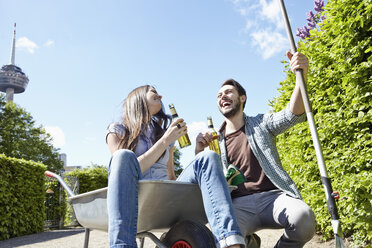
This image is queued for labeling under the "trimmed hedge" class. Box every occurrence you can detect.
[0,154,46,240]
[65,165,108,194]
[271,0,371,246]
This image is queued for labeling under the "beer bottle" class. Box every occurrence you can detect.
[207,116,221,155]
[169,104,191,148]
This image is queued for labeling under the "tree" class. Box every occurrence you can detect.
[271,0,371,245]
[173,146,183,177]
[0,95,63,172]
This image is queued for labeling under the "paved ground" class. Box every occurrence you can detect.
[0,227,343,248]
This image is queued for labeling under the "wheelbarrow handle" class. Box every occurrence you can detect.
[45,171,56,178]
[45,170,75,197]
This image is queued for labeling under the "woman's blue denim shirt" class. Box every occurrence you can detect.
[106,122,173,180]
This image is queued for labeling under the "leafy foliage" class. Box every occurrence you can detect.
[0,95,63,172]
[173,146,183,177]
[65,164,108,193]
[0,155,46,240]
[271,0,371,245]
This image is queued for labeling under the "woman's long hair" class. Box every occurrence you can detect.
[118,85,171,152]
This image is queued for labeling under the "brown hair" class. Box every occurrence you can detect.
[221,79,247,109]
[119,85,171,152]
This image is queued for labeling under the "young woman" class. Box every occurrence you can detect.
[106,85,245,248]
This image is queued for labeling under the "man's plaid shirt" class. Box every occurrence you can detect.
[219,106,307,199]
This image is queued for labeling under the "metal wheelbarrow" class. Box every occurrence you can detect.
[45,170,228,248]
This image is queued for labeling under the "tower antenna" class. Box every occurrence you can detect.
[10,23,16,65]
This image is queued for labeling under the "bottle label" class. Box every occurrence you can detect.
[169,104,178,118]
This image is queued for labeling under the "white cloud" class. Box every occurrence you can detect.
[245,20,255,31]
[188,121,207,135]
[251,30,287,59]
[44,126,66,147]
[187,121,207,142]
[16,37,39,54]
[43,39,55,47]
[259,0,283,29]
[230,0,287,59]
[238,7,247,16]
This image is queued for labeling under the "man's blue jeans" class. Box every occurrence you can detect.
[107,149,244,248]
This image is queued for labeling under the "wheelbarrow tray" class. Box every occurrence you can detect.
[69,180,208,233]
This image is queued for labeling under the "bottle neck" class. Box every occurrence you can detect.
[169,107,178,118]
[207,119,214,128]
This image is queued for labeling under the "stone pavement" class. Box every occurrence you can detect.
[0,227,339,248]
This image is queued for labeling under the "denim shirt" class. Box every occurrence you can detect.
[106,122,173,180]
[219,106,306,199]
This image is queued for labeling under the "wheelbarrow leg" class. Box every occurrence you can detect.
[138,237,145,248]
[84,228,90,248]
[137,232,167,248]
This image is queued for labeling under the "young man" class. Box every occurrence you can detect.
[195,52,316,248]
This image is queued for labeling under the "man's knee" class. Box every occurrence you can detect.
[197,150,219,160]
[194,150,222,173]
[291,204,316,242]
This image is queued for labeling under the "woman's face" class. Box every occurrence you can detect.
[146,87,163,116]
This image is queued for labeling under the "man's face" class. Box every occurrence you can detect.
[217,85,245,118]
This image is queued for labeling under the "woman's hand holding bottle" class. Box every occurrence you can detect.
[163,118,188,146]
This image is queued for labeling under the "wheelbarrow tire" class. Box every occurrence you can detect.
[162,220,216,248]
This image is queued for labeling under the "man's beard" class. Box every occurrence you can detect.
[219,100,241,118]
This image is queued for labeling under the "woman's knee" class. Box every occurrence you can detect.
[113,149,136,159]
[109,149,140,177]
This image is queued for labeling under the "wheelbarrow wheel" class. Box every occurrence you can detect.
[162,220,216,248]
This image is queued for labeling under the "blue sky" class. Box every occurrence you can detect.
[0,0,318,168]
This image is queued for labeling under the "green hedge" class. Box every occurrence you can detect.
[65,165,108,194]
[271,0,371,246]
[0,154,46,240]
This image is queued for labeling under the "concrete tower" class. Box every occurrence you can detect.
[0,23,29,102]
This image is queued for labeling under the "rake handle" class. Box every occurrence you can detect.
[278,0,340,222]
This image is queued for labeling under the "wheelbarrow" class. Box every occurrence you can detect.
[45,171,231,248]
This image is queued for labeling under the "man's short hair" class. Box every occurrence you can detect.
[221,79,247,109]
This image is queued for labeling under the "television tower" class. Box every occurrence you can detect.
[0,23,29,102]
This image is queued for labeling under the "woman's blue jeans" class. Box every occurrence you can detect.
[107,149,244,248]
